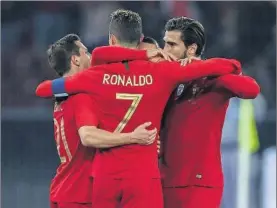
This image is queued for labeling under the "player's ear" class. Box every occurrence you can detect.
[108,33,112,46]
[109,34,118,46]
[187,43,197,57]
[71,55,80,67]
[140,34,144,43]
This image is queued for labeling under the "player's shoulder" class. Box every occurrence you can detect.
[207,77,232,100]
[154,60,179,68]
[69,93,95,104]
[52,95,95,117]
[98,62,128,73]
[66,94,99,115]
[127,60,149,68]
[102,60,153,73]
[53,95,85,111]
[85,65,106,74]
[128,60,168,69]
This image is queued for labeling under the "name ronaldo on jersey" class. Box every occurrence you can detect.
[102,74,153,86]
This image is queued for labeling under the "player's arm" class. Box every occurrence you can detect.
[91,46,148,66]
[35,57,240,98]
[160,58,242,85]
[35,68,101,98]
[73,94,157,148]
[90,46,175,66]
[79,123,156,148]
[35,46,172,98]
[214,74,260,99]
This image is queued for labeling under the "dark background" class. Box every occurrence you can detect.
[1,1,276,208]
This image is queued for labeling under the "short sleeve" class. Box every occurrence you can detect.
[71,93,100,129]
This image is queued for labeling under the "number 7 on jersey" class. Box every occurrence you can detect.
[114,93,143,133]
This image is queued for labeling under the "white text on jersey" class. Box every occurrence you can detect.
[102,74,153,87]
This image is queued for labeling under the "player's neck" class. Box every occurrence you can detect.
[63,68,77,77]
[116,42,138,49]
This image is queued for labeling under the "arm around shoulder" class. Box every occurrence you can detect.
[215,74,260,99]
[78,126,135,148]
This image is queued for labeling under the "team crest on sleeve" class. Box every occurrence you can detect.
[176,84,185,97]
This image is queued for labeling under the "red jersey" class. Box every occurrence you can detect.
[36,47,241,179]
[50,93,99,202]
[160,75,260,187]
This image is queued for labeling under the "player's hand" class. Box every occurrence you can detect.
[131,122,157,145]
[146,48,177,62]
[229,59,242,75]
[179,57,201,66]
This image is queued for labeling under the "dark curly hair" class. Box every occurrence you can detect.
[165,17,206,56]
[47,34,81,76]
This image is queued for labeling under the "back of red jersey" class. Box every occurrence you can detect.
[51,95,96,203]
[90,60,177,178]
[53,57,238,179]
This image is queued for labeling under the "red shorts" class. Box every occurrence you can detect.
[50,202,91,208]
[92,177,163,208]
[163,186,223,208]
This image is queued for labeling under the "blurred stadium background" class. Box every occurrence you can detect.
[1,1,276,208]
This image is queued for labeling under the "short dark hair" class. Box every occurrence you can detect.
[142,36,159,48]
[109,9,142,46]
[165,17,205,56]
[47,34,81,76]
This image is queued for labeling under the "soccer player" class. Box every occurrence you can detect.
[35,10,241,208]
[47,34,157,208]
[159,17,260,208]
[160,17,260,208]
[139,36,165,63]
[90,36,166,66]
[84,17,260,208]
[139,36,160,49]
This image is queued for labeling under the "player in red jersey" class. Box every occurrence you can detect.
[47,34,157,208]
[160,17,260,208]
[155,17,260,208]
[78,30,260,208]
[35,10,241,208]
[86,17,260,208]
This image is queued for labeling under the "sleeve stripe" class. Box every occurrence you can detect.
[52,78,67,97]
